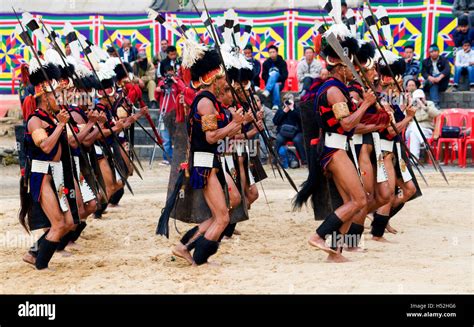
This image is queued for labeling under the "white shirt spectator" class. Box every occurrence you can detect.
[455,48,474,67]
[296,58,322,91]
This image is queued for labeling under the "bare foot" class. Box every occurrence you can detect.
[345,246,367,253]
[57,250,73,257]
[22,252,36,266]
[308,234,337,255]
[371,236,397,243]
[172,244,194,265]
[325,252,350,263]
[386,223,398,234]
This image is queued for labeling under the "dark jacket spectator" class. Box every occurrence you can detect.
[453,0,474,27]
[243,45,261,88]
[159,46,181,77]
[421,53,451,91]
[272,95,306,165]
[262,55,288,85]
[118,39,138,64]
[273,104,302,133]
[453,15,473,47]
[403,45,421,77]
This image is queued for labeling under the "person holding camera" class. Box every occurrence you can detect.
[154,65,186,165]
[133,49,158,108]
[273,94,307,167]
[405,89,441,160]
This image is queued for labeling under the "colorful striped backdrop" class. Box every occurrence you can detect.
[0,0,457,94]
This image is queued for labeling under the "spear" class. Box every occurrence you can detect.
[101,21,170,159]
[358,5,448,184]
[13,7,80,219]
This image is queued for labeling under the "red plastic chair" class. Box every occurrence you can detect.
[285,59,299,92]
[436,109,468,166]
[462,116,474,167]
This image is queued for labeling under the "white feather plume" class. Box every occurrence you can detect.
[63,22,81,61]
[28,57,45,74]
[323,23,352,40]
[66,56,92,78]
[44,48,65,67]
[374,49,400,65]
[22,12,49,47]
[97,62,116,81]
[182,38,208,69]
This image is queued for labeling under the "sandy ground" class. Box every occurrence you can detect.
[0,161,473,294]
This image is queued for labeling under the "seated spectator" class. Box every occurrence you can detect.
[243,44,262,91]
[403,44,421,82]
[106,47,118,58]
[273,94,306,166]
[252,94,276,164]
[452,0,474,28]
[405,89,441,160]
[262,45,288,110]
[154,65,186,165]
[118,39,138,64]
[297,47,322,96]
[133,49,158,108]
[319,68,329,81]
[159,45,181,78]
[404,76,421,93]
[453,16,474,48]
[159,39,169,61]
[421,44,451,108]
[454,39,474,89]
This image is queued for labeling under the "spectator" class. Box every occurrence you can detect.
[159,45,181,78]
[403,44,421,81]
[320,68,329,81]
[452,16,473,48]
[106,47,118,58]
[452,0,474,27]
[154,65,186,165]
[243,44,262,90]
[133,49,158,108]
[454,39,474,89]
[404,76,421,93]
[297,47,322,96]
[421,44,451,108]
[118,39,138,64]
[252,94,276,164]
[65,43,71,56]
[159,39,169,61]
[273,94,307,167]
[262,45,288,110]
[405,89,440,160]
[341,1,348,25]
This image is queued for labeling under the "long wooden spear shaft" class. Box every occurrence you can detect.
[358,7,448,184]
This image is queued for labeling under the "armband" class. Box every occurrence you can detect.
[201,114,218,132]
[332,102,350,120]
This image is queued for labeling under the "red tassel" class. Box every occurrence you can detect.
[20,63,30,86]
[22,95,36,122]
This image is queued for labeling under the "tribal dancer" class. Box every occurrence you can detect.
[343,41,392,250]
[294,23,376,262]
[169,41,245,265]
[218,40,267,239]
[19,56,79,269]
[370,50,419,241]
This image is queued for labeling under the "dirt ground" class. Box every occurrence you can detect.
[0,162,472,294]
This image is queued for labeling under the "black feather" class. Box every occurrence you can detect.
[190,49,222,82]
[322,37,359,60]
[156,169,185,238]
